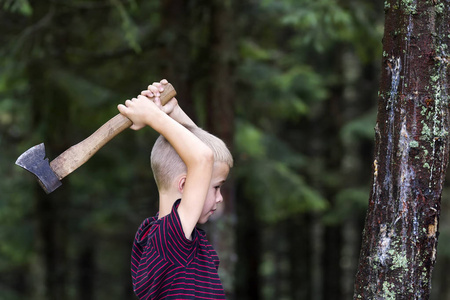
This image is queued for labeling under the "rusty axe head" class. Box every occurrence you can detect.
[15,143,62,194]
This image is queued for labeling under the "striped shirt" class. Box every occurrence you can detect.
[131,199,226,299]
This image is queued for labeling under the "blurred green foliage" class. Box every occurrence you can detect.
[1,0,450,299]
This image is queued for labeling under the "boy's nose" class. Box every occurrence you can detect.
[216,193,223,203]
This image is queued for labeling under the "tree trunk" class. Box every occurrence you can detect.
[159,0,196,121]
[205,0,237,297]
[354,0,450,299]
[235,185,261,300]
[28,58,71,300]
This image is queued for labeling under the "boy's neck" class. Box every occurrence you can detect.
[158,191,181,219]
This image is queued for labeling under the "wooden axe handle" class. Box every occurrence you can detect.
[50,83,176,180]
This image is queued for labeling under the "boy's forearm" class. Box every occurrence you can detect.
[169,105,197,128]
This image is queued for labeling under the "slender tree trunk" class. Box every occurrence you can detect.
[354,0,450,298]
[77,244,95,300]
[28,58,71,300]
[311,214,325,300]
[205,0,237,297]
[25,2,77,299]
[430,256,450,299]
[235,185,261,300]
[287,216,312,300]
[159,0,196,120]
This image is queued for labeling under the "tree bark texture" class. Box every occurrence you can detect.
[354,0,450,299]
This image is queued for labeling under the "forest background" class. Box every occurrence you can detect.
[1,0,450,299]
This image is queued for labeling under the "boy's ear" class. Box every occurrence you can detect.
[177,176,186,193]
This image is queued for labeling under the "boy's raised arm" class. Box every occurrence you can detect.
[118,94,213,240]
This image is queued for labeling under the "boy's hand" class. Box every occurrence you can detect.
[142,79,197,128]
[118,95,164,131]
[141,79,178,116]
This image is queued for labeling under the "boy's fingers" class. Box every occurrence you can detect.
[160,79,168,85]
[148,83,159,90]
[147,85,160,96]
[151,81,164,92]
[141,90,153,97]
[117,103,128,114]
[154,96,161,106]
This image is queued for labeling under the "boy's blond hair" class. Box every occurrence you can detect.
[151,125,233,192]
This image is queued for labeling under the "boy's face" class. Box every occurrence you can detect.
[198,162,230,224]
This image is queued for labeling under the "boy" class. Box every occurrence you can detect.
[118,80,233,299]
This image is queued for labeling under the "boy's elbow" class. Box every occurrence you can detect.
[200,147,214,165]
[193,146,214,169]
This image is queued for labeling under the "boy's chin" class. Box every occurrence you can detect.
[198,218,208,225]
[198,215,211,224]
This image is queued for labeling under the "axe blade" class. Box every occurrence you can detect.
[15,143,62,194]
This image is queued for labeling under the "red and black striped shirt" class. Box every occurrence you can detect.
[131,199,226,299]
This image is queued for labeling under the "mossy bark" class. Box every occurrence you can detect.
[354,0,450,299]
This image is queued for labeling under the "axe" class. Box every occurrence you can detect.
[16,84,176,194]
